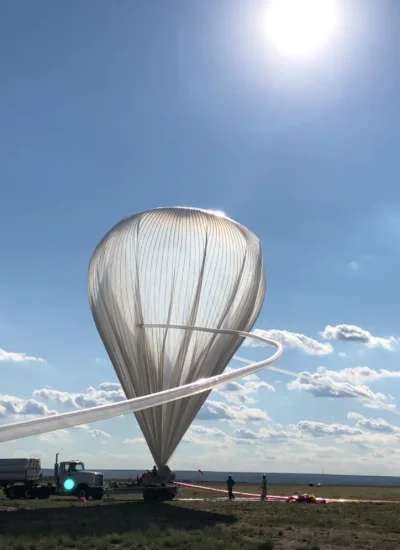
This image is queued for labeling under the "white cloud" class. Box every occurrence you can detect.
[197,400,269,423]
[288,417,400,452]
[287,369,393,409]
[245,329,333,355]
[321,324,398,351]
[0,395,57,419]
[33,383,125,409]
[187,425,227,438]
[39,430,72,444]
[349,261,360,272]
[98,382,121,391]
[234,427,293,442]
[0,348,45,363]
[182,425,230,448]
[89,429,111,439]
[216,369,275,405]
[316,365,400,384]
[347,412,399,435]
[294,420,363,438]
[342,432,399,449]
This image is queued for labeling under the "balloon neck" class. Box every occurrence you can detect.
[157,465,176,483]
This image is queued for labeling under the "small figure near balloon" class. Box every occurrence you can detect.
[227,475,235,500]
[261,475,268,500]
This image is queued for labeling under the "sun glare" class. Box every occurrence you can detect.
[264,0,338,57]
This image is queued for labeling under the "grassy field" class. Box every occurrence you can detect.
[1,483,400,549]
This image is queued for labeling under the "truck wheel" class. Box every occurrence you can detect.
[37,487,50,500]
[157,489,171,502]
[76,485,89,499]
[6,487,16,499]
[143,489,158,501]
[24,487,35,500]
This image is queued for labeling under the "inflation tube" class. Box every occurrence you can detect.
[0,325,283,443]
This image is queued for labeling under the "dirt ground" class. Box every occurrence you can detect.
[0,483,399,549]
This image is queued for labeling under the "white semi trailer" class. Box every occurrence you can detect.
[0,453,104,500]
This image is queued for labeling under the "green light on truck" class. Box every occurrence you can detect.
[64,478,75,491]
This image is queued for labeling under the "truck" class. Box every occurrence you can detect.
[108,465,179,502]
[0,453,104,500]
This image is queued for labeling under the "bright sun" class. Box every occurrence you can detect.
[264,0,338,57]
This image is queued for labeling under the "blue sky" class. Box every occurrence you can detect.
[1,0,400,475]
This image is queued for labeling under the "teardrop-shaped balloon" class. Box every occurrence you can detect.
[88,207,266,468]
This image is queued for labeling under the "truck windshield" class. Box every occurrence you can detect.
[71,463,84,472]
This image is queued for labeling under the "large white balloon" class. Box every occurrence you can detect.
[88,207,266,468]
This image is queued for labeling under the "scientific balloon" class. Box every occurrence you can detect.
[0,207,283,447]
[87,207,267,468]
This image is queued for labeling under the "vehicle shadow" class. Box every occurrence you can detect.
[0,500,237,540]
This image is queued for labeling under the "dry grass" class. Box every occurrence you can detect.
[0,484,399,549]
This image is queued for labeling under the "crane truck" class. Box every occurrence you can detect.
[0,454,104,500]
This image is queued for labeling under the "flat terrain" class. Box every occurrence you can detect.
[1,483,400,549]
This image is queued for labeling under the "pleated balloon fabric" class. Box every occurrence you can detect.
[88,207,266,468]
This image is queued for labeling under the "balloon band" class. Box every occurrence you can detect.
[0,327,282,443]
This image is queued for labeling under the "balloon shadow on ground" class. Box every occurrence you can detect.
[0,500,237,540]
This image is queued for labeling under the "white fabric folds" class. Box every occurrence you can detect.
[87,208,267,468]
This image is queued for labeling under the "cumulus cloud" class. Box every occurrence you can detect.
[33,383,126,409]
[294,420,363,438]
[182,425,229,447]
[0,395,57,419]
[197,400,269,423]
[316,366,400,385]
[287,369,391,407]
[0,348,45,363]
[98,382,121,391]
[39,430,72,444]
[321,324,398,351]
[347,412,399,435]
[244,329,333,355]
[341,432,398,449]
[290,417,400,451]
[235,427,293,442]
[187,425,227,438]
[89,429,111,439]
[216,369,275,405]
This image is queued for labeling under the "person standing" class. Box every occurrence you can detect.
[261,474,268,500]
[227,475,235,500]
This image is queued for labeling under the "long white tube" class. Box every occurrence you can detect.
[0,326,282,443]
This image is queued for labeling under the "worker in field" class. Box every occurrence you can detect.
[227,474,235,500]
[261,474,268,500]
